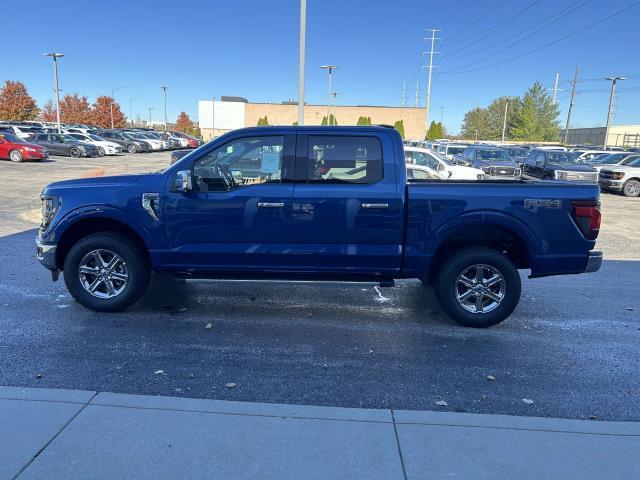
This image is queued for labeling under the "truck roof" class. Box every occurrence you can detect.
[225,125,398,134]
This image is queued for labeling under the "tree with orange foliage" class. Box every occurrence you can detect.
[60,94,92,124]
[91,96,125,128]
[0,80,40,121]
[40,100,57,122]
[175,112,195,135]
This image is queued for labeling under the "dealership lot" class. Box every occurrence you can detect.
[0,153,638,421]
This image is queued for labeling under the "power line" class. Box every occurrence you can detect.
[440,1,640,75]
[445,0,510,43]
[443,0,588,70]
[442,0,543,58]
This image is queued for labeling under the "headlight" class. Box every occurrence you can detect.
[482,167,491,173]
[40,195,60,231]
[611,172,625,180]
[25,147,38,152]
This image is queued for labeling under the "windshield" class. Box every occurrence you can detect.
[476,149,509,161]
[594,153,625,164]
[0,133,26,143]
[506,148,527,157]
[620,155,640,165]
[447,146,465,155]
[88,134,103,141]
[546,151,578,163]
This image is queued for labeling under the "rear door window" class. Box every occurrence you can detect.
[306,136,383,184]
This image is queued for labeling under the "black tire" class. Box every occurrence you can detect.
[9,149,23,162]
[127,144,138,154]
[63,232,150,312]
[97,147,106,156]
[434,247,521,328]
[70,147,82,158]
[622,179,640,197]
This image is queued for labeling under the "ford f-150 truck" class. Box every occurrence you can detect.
[36,126,602,327]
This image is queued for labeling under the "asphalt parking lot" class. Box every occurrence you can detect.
[0,153,638,421]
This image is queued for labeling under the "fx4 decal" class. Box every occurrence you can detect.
[524,199,562,210]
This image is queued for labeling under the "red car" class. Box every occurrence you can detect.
[0,132,48,162]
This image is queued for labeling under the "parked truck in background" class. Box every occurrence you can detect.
[36,126,602,327]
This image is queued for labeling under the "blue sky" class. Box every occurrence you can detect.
[3,0,639,133]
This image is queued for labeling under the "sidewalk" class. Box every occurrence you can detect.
[1,386,638,479]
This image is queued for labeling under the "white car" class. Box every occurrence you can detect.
[436,143,467,160]
[0,124,42,140]
[66,133,123,156]
[127,132,163,150]
[406,163,446,180]
[404,146,485,180]
[584,152,640,172]
[572,150,610,162]
[599,156,640,197]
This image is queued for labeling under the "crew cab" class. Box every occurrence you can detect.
[36,126,602,328]
[522,149,599,182]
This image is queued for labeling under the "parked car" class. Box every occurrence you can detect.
[158,132,182,149]
[406,163,446,180]
[29,133,100,158]
[522,149,598,182]
[66,133,123,156]
[459,145,522,180]
[36,126,602,328]
[0,124,42,140]
[170,131,203,148]
[404,146,485,180]
[501,146,529,164]
[599,156,640,197]
[0,132,48,162]
[96,131,151,153]
[572,150,611,162]
[436,143,467,161]
[585,152,640,171]
[126,131,164,150]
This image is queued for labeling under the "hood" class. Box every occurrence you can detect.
[44,174,147,192]
[601,165,640,173]
[474,159,517,167]
[547,163,597,172]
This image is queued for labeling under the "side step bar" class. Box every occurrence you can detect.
[181,277,396,288]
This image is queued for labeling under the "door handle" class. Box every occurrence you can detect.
[361,203,389,209]
[257,202,285,208]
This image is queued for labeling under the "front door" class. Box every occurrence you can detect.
[290,132,403,275]
[162,134,296,271]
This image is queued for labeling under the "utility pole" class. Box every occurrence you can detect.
[604,76,627,149]
[423,28,441,132]
[211,96,216,140]
[330,92,341,125]
[401,80,407,107]
[501,99,510,142]
[552,72,560,105]
[44,53,64,133]
[563,67,579,145]
[148,107,154,127]
[320,65,337,124]
[414,80,419,107]
[129,95,141,126]
[297,0,306,125]
[158,84,170,131]
[440,106,444,124]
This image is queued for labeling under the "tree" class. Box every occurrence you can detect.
[91,96,125,128]
[0,81,39,121]
[40,100,57,122]
[509,82,560,141]
[60,94,92,124]
[256,116,270,126]
[393,120,405,139]
[321,114,337,126]
[175,111,195,133]
[460,107,489,140]
[426,120,444,140]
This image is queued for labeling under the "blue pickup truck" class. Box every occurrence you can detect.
[36,126,602,327]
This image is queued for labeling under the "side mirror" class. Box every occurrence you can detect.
[174,170,193,192]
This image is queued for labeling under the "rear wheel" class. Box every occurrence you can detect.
[9,149,23,162]
[434,247,521,328]
[70,147,82,158]
[127,144,138,153]
[622,179,640,197]
[63,232,150,312]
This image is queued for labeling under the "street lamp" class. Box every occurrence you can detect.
[330,92,342,125]
[320,65,337,124]
[603,76,627,149]
[298,0,306,125]
[158,84,170,131]
[111,86,128,129]
[148,107,155,128]
[44,53,64,133]
[129,95,142,126]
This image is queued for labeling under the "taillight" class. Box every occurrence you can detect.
[571,200,601,240]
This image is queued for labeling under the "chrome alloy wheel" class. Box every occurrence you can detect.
[455,264,505,314]
[78,249,129,299]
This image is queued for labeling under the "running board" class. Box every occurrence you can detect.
[181,277,395,288]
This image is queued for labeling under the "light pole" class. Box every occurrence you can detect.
[603,76,626,150]
[158,84,170,131]
[298,0,306,125]
[440,106,444,124]
[148,107,155,128]
[129,95,141,126]
[44,53,64,133]
[330,92,342,125]
[111,86,127,129]
[501,97,515,143]
[211,96,216,140]
[320,65,337,124]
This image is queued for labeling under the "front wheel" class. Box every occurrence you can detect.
[63,232,150,312]
[434,247,521,328]
[9,149,23,162]
[127,144,138,153]
[97,147,106,156]
[70,147,82,158]
[622,179,640,197]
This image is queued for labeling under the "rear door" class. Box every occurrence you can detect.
[290,132,403,275]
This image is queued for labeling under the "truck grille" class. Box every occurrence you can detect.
[599,170,616,180]
[489,166,517,176]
